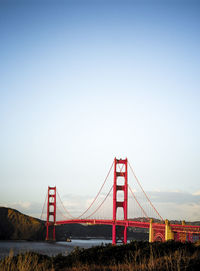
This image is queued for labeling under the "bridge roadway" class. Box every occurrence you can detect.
[55,219,200,235]
[55,219,161,230]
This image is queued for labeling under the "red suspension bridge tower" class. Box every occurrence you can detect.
[112,158,128,244]
[46,186,56,241]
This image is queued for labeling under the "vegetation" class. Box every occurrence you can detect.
[0,250,54,271]
[1,241,200,271]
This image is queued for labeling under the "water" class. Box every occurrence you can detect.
[0,239,112,259]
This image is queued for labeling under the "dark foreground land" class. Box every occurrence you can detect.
[1,241,200,271]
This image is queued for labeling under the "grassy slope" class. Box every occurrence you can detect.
[1,241,200,271]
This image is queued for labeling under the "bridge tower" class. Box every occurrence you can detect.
[46,186,56,241]
[112,158,128,244]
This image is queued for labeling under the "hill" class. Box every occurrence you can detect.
[56,223,149,241]
[0,207,46,240]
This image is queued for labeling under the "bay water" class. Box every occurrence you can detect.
[0,239,112,259]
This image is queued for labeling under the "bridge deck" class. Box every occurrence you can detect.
[55,219,152,229]
[54,219,200,234]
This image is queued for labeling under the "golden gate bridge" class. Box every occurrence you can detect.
[41,158,200,244]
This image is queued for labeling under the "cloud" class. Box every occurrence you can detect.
[58,194,97,218]
[5,201,31,211]
[59,191,200,221]
[3,201,43,219]
[3,190,200,222]
[156,201,200,221]
[192,190,200,196]
[147,191,200,204]
[144,191,200,221]
[13,201,31,210]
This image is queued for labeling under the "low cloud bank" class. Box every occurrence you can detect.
[3,190,200,222]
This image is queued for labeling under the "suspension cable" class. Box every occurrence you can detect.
[57,190,75,219]
[128,185,149,221]
[56,205,72,220]
[83,161,124,218]
[76,160,114,219]
[85,185,113,219]
[40,191,47,220]
[128,162,164,221]
[84,162,125,219]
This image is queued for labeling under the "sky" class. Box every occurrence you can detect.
[0,0,200,221]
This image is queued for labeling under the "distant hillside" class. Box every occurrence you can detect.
[56,223,149,241]
[3,207,198,241]
[0,207,149,241]
[0,207,46,240]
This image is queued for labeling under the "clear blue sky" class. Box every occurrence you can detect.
[0,0,200,221]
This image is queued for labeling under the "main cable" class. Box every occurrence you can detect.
[85,185,113,219]
[83,161,125,219]
[128,162,164,221]
[128,184,149,221]
[40,191,47,220]
[57,190,75,219]
[77,161,114,218]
